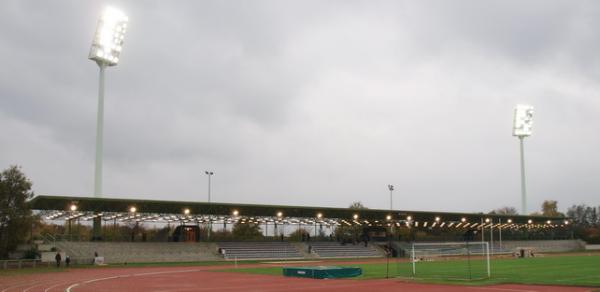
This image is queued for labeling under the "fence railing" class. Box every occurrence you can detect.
[0,259,52,269]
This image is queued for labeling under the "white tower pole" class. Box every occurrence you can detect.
[519,136,527,214]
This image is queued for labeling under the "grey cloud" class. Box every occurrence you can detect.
[1,0,599,213]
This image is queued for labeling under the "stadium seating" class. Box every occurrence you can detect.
[217,242,303,260]
[308,242,383,258]
[54,241,220,264]
[394,239,583,257]
[500,240,584,252]
[52,239,580,264]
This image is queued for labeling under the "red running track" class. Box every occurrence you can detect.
[0,265,595,292]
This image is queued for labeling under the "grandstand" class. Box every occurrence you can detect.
[26,195,577,265]
[499,239,585,253]
[217,241,303,260]
[54,241,220,264]
[309,241,383,258]
[38,241,386,263]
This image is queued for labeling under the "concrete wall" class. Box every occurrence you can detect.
[54,242,221,264]
[585,244,600,250]
[499,239,585,252]
[41,252,66,263]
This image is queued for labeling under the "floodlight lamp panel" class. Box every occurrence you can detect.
[512,104,534,137]
[89,6,128,66]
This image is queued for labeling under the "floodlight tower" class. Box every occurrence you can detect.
[512,105,534,215]
[88,7,128,197]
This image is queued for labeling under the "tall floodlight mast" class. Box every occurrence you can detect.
[387,184,394,210]
[88,7,128,197]
[512,105,534,215]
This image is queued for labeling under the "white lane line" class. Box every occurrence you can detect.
[44,281,70,292]
[65,275,127,292]
[24,282,48,292]
[1,281,37,292]
[133,269,203,276]
[84,275,128,284]
[63,269,205,291]
[64,283,80,292]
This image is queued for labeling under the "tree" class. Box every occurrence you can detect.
[288,228,309,241]
[489,206,518,215]
[567,204,598,225]
[0,166,36,258]
[541,200,564,217]
[232,223,262,240]
[333,202,368,243]
[349,201,367,209]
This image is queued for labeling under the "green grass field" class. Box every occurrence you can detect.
[223,254,600,287]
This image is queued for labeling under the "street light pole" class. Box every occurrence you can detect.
[388,184,394,210]
[205,171,214,202]
[386,184,394,279]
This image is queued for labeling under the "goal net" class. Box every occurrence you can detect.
[408,242,491,280]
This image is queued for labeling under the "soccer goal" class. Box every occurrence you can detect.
[409,242,491,280]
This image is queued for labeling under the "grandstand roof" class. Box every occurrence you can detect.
[30,195,568,228]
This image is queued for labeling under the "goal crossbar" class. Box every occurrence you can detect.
[410,241,491,279]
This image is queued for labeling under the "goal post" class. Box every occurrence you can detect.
[409,241,491,280]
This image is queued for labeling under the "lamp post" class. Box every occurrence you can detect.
[205,171,214,202]
[386,184,394,279]
[387,184,394,210]
[204,170,214,240]
[89,7,128,197]
[512,105,534,214]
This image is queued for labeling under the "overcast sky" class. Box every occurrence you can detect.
[1,1,599,214]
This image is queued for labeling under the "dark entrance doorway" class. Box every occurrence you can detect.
[172,225,201,242]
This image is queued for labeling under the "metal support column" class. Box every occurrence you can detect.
[94,63,106,197]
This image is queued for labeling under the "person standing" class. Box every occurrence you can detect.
[65,255,71,267]
[55,252,62,268]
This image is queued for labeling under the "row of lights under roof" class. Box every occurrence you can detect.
[67,204,569,225]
